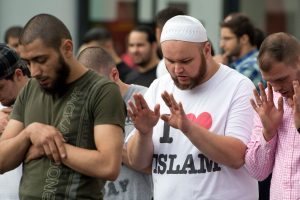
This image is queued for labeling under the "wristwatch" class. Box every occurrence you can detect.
[297,127,300,134]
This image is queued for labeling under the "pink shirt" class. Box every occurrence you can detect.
[245,91,300,200]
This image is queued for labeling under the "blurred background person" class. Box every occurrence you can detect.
[79,27,133,81]
[125,25,160,87]
[4,26,23,55]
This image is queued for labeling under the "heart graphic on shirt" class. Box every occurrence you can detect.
[186,112,212,130]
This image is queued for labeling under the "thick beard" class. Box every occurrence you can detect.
[171,53,208,90]
[41,54,70,95]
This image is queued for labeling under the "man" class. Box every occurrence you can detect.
[0,44,29,200]
[124,25,160,87]
[155,7,185,78]
[79,27,133,81]
[245,32,300,200]
[4,26,23,55]
[216,14,265,91]
[77,47,153,200]
[126,15,258,199]
[0,14,126,199]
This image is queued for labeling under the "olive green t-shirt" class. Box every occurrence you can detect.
[10,69,126,200]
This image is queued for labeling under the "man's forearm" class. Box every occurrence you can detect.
[184,122,247,169]
[0,130,31,173]
[61,143,122,181]
[127,130,154,170]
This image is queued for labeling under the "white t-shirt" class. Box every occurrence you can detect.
[0,104,22,200]
[129,64,258,200]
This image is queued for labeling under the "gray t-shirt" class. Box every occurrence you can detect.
[102,84,153,200]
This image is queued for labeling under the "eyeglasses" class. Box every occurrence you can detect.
[220,36,236,42]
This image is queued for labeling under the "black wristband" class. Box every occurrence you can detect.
[297,128,300,134]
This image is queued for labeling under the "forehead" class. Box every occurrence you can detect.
[19,39,55,60]
[260,62,294,81]
[128,31,148,43]
[221,27,234,36]
[162,40,200,60]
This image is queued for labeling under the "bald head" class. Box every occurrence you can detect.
[77,47,116,77]
[258,32,300,72]
[19,14,72,52]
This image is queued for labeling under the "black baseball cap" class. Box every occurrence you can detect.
[0,43,27,79]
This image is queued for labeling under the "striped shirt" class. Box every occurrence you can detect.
[245,91,300,200]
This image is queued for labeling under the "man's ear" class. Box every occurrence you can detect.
[14,69,23,82]
[109,68,119,83]
[61,39,74,58]
[203,42,212,59]
[240,34,249,45]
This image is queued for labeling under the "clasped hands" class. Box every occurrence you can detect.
[24,122,66,165]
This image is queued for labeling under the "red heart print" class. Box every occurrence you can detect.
[186,112,212,130]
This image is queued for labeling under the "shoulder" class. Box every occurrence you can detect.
[219,64,255,92]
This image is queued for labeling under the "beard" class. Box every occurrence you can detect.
[40,54,70,95]
[171,53,208,90]
[133,53,152,68]
[227,43,241,58]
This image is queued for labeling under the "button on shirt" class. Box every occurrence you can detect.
[245,91,300,200]
[230,49,266,91]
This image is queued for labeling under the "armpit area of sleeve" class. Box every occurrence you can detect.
[10,113,23,123]
[259,132,278,152]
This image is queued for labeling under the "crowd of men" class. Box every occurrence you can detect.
[0,6,299,200]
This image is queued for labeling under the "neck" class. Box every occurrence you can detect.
[116,80,130,97]
[66,57,88,84]
[238,44,256,59]
[200,56,221,84]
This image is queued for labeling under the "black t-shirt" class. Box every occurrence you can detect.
[124,65,157,87]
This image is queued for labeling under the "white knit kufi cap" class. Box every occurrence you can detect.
[160,15,207,43]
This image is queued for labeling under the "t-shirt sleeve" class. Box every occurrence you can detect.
[10,81,28,123]
[92,82,127,131]
[225,78,255,145]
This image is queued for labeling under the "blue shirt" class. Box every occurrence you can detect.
[230,49,266,91]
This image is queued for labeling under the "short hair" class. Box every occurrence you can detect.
[220,14,256,46]
[19,14,72,52]
[156,7,185,30]
[4,26,23,43]
[77,47,116,77]
[258,32,300,72]
[82,27,112,46]
[131,25,156,44]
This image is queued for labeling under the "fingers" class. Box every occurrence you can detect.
[161,91,171,107]
[132,93,149,111]
[253,88,262,106]
[54,133,66,158]
[259,83,267,102]
[132,93,143,111]
[250,98,259,111]
[1,107,13,114]
[267,82,274,103]
[162,91,179,110]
